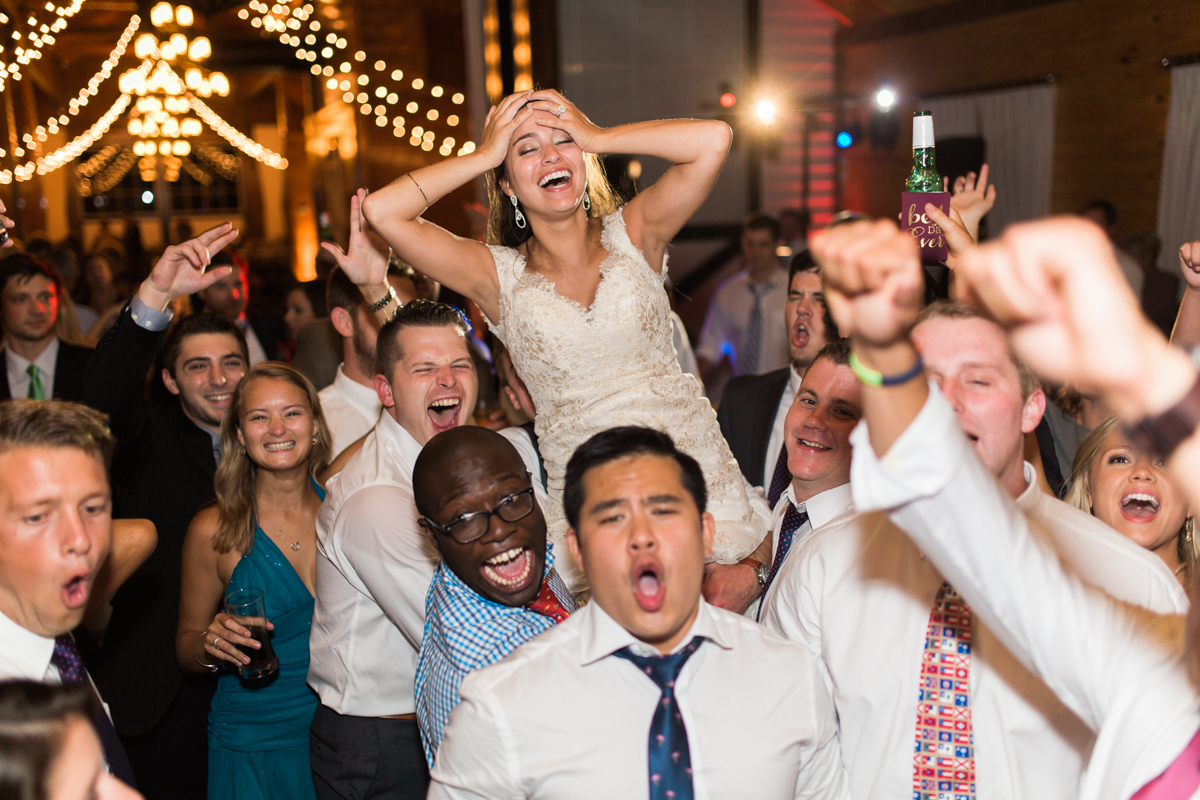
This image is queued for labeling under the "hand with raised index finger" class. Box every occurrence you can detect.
[478,90,536,170]
[138,222,240,311]
[321,188,389,289]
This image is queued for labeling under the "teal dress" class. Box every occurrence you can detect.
[207,483,323,800]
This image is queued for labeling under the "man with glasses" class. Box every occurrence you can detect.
[307,301,479,800]
[412,425,575,766]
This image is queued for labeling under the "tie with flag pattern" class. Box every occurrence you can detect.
[26,364,45,400]
[756,503,808,621]
[51,634,137,787]
[525,570,575,624]
[614,637,705,800]
[914,582,975,800]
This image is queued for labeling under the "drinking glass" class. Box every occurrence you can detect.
[223,588,279,679]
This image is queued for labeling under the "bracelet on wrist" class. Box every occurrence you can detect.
[1124,364,1200,460]
[849,351,924,387]
[366,285,398,314]
[192,631,220,673]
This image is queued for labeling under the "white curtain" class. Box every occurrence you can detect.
[1156,64,1200,274]
[923,83,1058,236]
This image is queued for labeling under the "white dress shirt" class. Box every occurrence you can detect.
[763,366,803,486]
[0,609,58,682]
[6,337,58,399]
[430,598,849,800]
[696,267,790,376]
[237,317,268,366]
[847,387,1198,800]
[498,425,586,597]
[754,481,854,620]
[764,392,1187,800]
[317,364,384,460]
[307,410,439,717]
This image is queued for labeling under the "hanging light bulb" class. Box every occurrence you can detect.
[197,79,211,97]
[187,36,210,61]
[208,72,228,96]
[150,2,173,27]
[161,116,180,138]
[127,118,143,136]
[169,33,186,54]
[180,118,202,136]
[159,40,175,60]
[174,5,193,25]
[158,141,172,155]
[172,139,190,156]
[184,67,201,89]
[134,34,157,59]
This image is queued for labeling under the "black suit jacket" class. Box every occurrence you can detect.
[0,339,93,402]
[82,305,219,736]
[717,367,792,488]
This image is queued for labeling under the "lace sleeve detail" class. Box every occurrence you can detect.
[602,207,668,282]
[484,244,521,341]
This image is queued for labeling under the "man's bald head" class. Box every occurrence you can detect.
[414,426,526,519]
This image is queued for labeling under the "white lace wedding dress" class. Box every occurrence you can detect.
[485,208,770,570]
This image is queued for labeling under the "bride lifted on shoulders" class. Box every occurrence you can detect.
[355,88,770,592]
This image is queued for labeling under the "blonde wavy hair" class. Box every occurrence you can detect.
[1065,416,1197,587]
[212,363,332,555]
[484,95,621,248]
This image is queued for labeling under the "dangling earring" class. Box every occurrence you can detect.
[1187,516,1195,542]
[311,434,318,445]
[511,194,527,229]
[582,188,591,213]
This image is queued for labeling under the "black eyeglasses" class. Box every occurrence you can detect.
[423,487,536,544]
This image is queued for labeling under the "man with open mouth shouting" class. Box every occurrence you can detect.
[308,300,477,800]
[412,425,575,767]
[429,426,849,800]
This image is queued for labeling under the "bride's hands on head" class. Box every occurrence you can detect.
[478,90,537,170]
[527,89,603,152]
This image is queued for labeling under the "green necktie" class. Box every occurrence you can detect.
[26,364,45,400]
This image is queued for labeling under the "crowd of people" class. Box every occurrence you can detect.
[1,86,1199,800]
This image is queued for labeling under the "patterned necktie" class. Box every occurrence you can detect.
[614,637,705,800]
[1131,726,1200,799]
[26,364,45,400]
[766,443,790,509]
[738,283,766,375]
[51,634,138,788]
[525,572,574,624]
[914,583,975,800]
[756,503,807,621]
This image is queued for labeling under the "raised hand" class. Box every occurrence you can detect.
[924,203,976,271]
[527,89,604,152]
[956,217,1190,419]
[138,222,240,311]
[477,90,536,170]
[1180,241,1200,291]
[810,220,925,350]
[949,164,996,242]
[322,189,389,288]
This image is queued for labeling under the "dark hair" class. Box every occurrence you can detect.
[326,262,406,315]
[779,207,810,234]
[563,426,706,530]
[0,400,114,469]
[374,300,472,379]
[743,212,781,242]
[813,337,851,368]
[1079,199,1117,229]
[0,254,62,300]
[288,280,327,318]
[161,312,249,378]
[0,681,97,800]
[788,250,839,340]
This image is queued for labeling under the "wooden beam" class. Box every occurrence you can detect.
[837,0,1074,47]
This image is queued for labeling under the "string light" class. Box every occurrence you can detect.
[0,91,132,183]
[240,0,470,155]
[0,0,89,88]
[188,92,287,168]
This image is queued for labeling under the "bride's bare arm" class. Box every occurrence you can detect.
[525,89,731,263]
[361,91,537,321]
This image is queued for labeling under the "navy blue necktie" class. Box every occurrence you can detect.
[51,634,138,788]
[757,503,808,621]
[766,443,790,509]
[614,637,705,800]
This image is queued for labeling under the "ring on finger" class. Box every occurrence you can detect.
[213,635,223,649]
[557,104,566,115]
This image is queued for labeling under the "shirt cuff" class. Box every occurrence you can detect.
[849,382,972,513]
[129,295,174,331]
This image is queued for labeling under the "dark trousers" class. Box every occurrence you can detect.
[310,703,430,800]
[120,677,213,800]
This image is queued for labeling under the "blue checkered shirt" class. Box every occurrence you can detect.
[415,543,575,766]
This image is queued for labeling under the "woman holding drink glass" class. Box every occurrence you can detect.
[175,363,331,800]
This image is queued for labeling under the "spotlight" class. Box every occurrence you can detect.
[836,131,853,148]
[754,100,776,125]
[719,92,736,108]
[875,87,896,110]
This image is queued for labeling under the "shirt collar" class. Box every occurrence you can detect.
[333,363,384,418]
[1015,461,1041,513]
[0,608,55,681]
[788,364,801,396]
[780,481,854,530]
[578,596,733,666]
[6,337,58,380]
[374,408,426,478]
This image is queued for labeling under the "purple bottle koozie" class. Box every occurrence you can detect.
[901,191,951,265]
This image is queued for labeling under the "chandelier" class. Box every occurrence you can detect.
[117,2,228,181]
